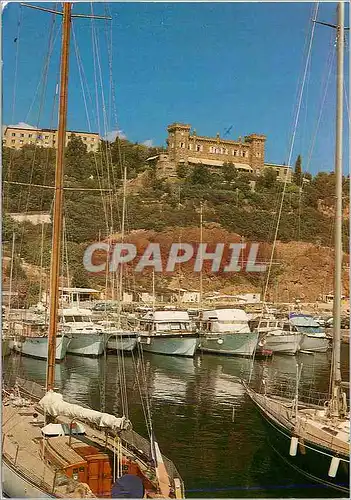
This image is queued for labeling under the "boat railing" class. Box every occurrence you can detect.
[2,438,82,496]
[265,386,333,407]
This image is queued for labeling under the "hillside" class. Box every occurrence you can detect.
[2,136,350,305]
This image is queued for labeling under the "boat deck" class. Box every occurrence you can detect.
[2,402,74,496]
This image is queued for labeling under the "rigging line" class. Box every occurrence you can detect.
[4,180,113,191]
[24,23,61,124]
[71,25,92,133]
[14,12,57,265]
[262,2,319,307]
[90,4,101,137]
[11,4,23,123]
[91,6,114,230]
[89,7,112,235]
[71,28,109,229]
[16,11,57,215]
[305,37,336,174]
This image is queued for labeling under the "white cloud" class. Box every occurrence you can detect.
[105,129,126,142]
[8,121,36,129]
[142,139,154,147]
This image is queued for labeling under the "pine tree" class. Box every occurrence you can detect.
[294,155,302,185]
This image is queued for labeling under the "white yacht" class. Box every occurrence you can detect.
[289,313,330,353]
[138,310,199,357]
[10,317,70,361]
[250,317,302,355]
[198,309,259,357]
[60,308,107,357]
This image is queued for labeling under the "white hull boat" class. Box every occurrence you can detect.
[138,310,199,357]
[289,313,330,353]
[199,309,260,357]
[11,334,70,361]
[264,332,302,355]
[106,331,137,352]
[199,332,259,357]
[66,332,106,357]
[138,334,199,357]
[300,334,330,353]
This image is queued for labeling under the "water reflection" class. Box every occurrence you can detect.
[3,345,348,498]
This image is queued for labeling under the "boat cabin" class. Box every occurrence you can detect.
[249,318,298,334]
[59,308,103,333]
[140,310,193,334]
[200,308,251,333]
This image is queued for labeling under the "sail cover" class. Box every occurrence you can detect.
[39,391,131,432]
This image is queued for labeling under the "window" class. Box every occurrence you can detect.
[83,137,87,141]
[179,142,185,148]
[256,152,261,158]
[11,139,15,144]
[20,133,24,137]
[223,148,228,155]
[234,150,238,156]
[189,143,192,150]
[196,144,202,152]
[12,133,16,137]
[45,135,49,139]
[91,138,95,142]
[19,140,23,144]
[28,134,32,138]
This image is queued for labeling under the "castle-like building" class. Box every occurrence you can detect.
[152,123,292,182]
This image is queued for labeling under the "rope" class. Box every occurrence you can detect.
[262,2,319,307]
[4,180,113,191]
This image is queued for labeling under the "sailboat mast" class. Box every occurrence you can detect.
[46,2,72,392]
[331,1,344,394]
[199,201,203,308]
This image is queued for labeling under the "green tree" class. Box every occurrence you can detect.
[71,265,90,288]
[294,155,302,185]
[221,162,238,185]
[176,163,187,179]
[257,168,277,189]
[190,165,211,185]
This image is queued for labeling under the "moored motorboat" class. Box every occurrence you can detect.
[60,308,107,357]
[10,319,70,361]
[289,313,330,353]
[138,310,199,357]
[198,308,259,357]
[250,317,302,355]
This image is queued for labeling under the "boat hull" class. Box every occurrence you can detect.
[264,333,302,355]
[198,332,259,357]
[299,334,330,353]
[2,457,54,498]
[138,335,198,357]
[11,334,70,361]
[2,338,11,357]
[107,332,138,352]
[256,400,349,494]
[66,332,105,357]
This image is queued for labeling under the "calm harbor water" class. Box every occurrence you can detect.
[3,345,349,498]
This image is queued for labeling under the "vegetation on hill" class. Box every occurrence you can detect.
[2,136,349,300]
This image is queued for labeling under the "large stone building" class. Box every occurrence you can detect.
[2,125,100,152]
[152,123,292,182]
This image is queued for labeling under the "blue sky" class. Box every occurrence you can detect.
[2,2,349,174]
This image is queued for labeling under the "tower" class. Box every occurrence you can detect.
[245,134,266,172]
[167,123,191,163]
